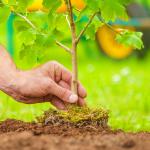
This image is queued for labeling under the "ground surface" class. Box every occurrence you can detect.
[0,119,150,150]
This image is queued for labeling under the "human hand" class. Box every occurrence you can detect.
[4,61,87,110]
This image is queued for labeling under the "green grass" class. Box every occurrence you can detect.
[0,22,150,132]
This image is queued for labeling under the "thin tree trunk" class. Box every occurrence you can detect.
[71,42,78,94]
[65,0,78,95]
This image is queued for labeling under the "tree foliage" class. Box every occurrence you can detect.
[0,0,144,63]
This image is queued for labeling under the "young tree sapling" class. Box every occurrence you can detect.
[0,0,144,125]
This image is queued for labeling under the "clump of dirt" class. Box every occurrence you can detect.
[37,106,108,128]
[0,106,109,136]
[0,118,109,136]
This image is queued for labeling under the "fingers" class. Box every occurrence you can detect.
[50,80,78,103]
[58,80,70,89]
[49,61,72,83]
[15,96,49,104]
[55,63,72,84]
[50,97,66,110]
[78,97,86,107]
[16,94,67,110]
[46,61,87,98]
[59,80,87,98]
[58,80,86,106]
[78,83,87,98]
[58,65,87,98]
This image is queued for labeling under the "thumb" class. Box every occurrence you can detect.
[50,81,78,103]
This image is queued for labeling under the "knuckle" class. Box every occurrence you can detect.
[60,89,68,100]
[51,60,58,66]
[48,79,54,87]
[44,61,56,68]
[55,65,61,82]
[47,79,55,92]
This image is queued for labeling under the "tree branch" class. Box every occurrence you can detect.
[15,12,37,30]
[76,12,97,44]
[98,14,122,36]
[16,12,72,54]
[65,15,71,30]
[55,41,72,54]
[65,0,77,44]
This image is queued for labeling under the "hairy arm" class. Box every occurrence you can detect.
[0,45,86,109]
[0,45,19,94]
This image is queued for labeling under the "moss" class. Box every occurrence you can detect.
[37,106,109,127]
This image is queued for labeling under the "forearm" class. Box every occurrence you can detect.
[0,45,18,92]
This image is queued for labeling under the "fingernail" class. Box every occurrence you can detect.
[69,94,78,103]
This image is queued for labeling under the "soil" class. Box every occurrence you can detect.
[0,119,149,150]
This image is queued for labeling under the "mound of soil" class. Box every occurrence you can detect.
[0,119,150,150]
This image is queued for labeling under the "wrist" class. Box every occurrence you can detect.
[0,67,21,94]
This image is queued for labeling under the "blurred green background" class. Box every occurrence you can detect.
[0,0,150,132]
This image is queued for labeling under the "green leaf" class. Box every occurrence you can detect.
[27,12,49,32]
[84,0,102,11]
[17,29,36,46]
[16,0,34,12]
[43,0,61,12]
[116,30,144,50]
[76,6,93,22]
[118,0,133,5]
[47,12,59,31]
[7,0,16,5]
[35,34,54,48]
[92,15,103,32]
[85,24,96,40]
[0,0,4,7]
[14,18,31,32]
[0,6,10,23]
[100,0,128,22]
[19,44,39,65]
[84,0,128,22]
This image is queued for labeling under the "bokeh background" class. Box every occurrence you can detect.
[0,0,150,132]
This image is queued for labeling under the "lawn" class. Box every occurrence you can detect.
[0,21,150,132]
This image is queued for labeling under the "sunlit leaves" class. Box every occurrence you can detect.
[35,34,54,48]
[0,0,144,62]
[43,0,61,12]
[18,29,36,46]
[6,0,16,5]
[99,0,128,22]
[84,0,102,11]
[84,0,128,21]
[0,6,10,23]
[118,0,133,5]
[84,16,103,40]
[16,0,34,12]
[116,30,144,50]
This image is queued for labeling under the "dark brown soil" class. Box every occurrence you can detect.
[0,119,149,150]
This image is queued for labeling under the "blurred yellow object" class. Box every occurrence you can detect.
[27,0,44,11]
[5,0,85,12]
[28,0,85,13]
[57,0,85,13]
[97,25,134,59]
